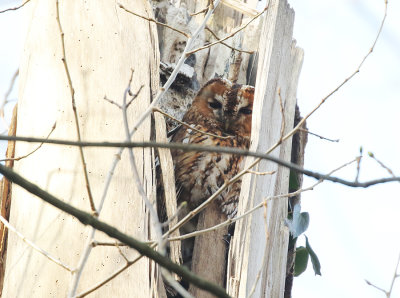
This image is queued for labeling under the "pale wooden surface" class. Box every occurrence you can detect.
[227,0,304,297]
[2,0,159,297]
[154,112,182,269]
[1,0,304,297]
[188,201,229,298]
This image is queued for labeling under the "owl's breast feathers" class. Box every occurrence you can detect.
[172,124,249,217]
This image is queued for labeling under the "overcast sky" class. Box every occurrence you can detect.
[290,0,400,297]
[0,0,399,297]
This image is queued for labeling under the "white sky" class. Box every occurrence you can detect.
[291,0,400,297]
[0,0,399,297]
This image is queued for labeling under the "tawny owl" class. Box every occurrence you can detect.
[171,78,254,218]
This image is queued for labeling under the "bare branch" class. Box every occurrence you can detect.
[153,107,231,139]
[369,152,397,179]
[245,170,275,176]
[299,128,339,143]
[0,215,72,272]
[127,0,221,137]
[0,69,19,130]
[0,122,56,162]
[121,71,164,247]
[0,163,230,298]
[91,240,127,247]
[119,4,190,38]
[0,135,398,188]
[288,0,388,144]
[78,157,358,296]
[190,5,210,16]
[74,3,223,294]
[186,4,269,56]
[388,251,400,297]
[0,0,31,13]
[355,148,363,183]
[56,0,96,214]
[205,26,254,54]
[365,279,389,297]
[103,96,122,109]
[166,158,358,243]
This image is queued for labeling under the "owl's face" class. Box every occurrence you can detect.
[189,78,254,138]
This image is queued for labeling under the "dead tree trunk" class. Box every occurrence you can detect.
[1,0,303,297]
[227,1,303,297]
[1,1,160,297]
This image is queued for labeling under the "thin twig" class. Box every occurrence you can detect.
[186,4,269,56]
[77,157,358,297]
[164,158,358,243]
[245,170,275,176]
[190,5,210,16]
[0,0,31,13]
[288,0,388,145]
[153,108,231,139]
[75,3,223,294]
[0,136,398,188]
[0,215,73,272]
[0,135,400,186]
[369,152,397,179]
[0,122,56,162]
[365,280,389,297]
[0,163,230,298]
[91,240,127,247]
[0,69,19,130]
[127,0,221,138]
[355,147,363,183]
[115,242,129,263]
[56,0,96,214]
[121,71,164,246]
[186,0,390,232]
[278,88,285,141]
[122,73,190,298]
[103,96,122,109]
[126,85,144,109]
[387,250,400,297]
[205,26,254,54]
[119,4,190,38]
[299,128,339,143]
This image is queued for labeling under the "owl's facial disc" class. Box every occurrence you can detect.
[207,95,224,123]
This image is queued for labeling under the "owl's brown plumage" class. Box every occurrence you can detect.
[171,78,254,218]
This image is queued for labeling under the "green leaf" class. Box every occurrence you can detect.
[294,246,309,277]
[305,235,322,276]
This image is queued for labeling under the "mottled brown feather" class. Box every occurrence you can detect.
[171,78,254,217]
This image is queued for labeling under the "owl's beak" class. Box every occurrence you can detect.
[225,119,233,131]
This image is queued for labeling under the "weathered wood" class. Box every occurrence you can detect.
[2,1,159,297]
[0,104,17,297]
[227,0,304,297]
[154,112,182,267]
[189,201,229,297]
[1,0,304,297]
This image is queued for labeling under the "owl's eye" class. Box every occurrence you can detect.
[239,107,252,115]
[209,101,222,109]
